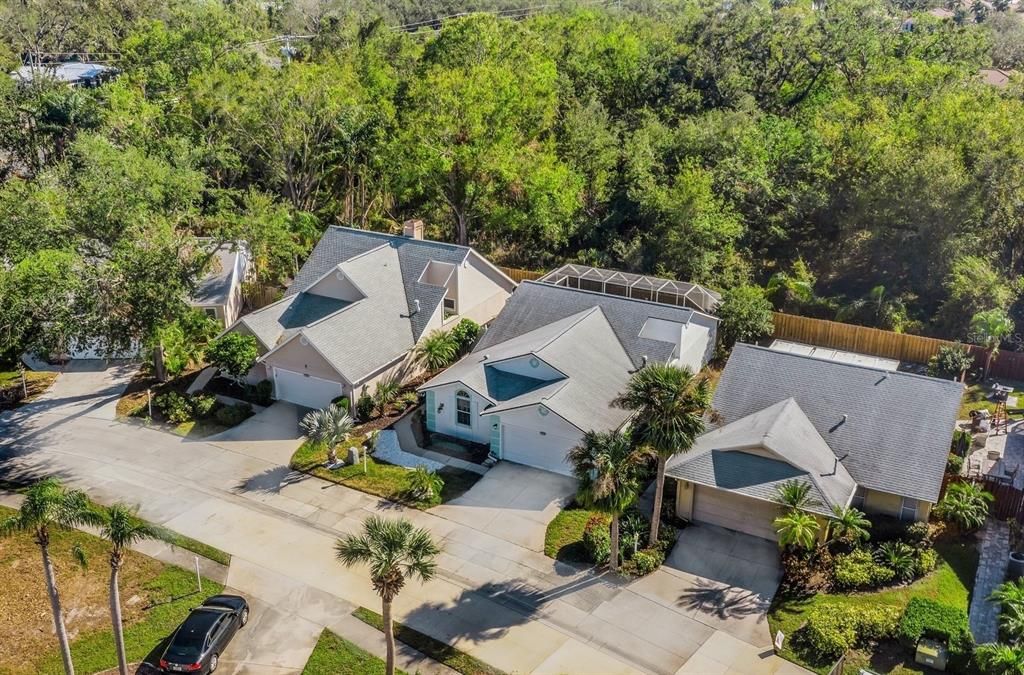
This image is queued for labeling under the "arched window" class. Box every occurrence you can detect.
[455,390,472,427]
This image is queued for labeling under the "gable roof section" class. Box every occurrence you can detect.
[477,281,717,370]
[666,398,856,516]
[710,344,963,504]
[192,242,246,306]
[421,307,635,433]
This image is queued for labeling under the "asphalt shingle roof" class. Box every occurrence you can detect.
[477,281,718,370]
[710,344,964,504]
[192,243,246,306]
[236,226,492,384]
[666,398,857,516]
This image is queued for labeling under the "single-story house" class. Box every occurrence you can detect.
[11,62,119,88]
[418,277,720,475]
[190,240,251,329]
[666,343,964,541]
[226,221,516,409]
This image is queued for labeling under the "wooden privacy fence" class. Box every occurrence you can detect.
[497,266,544,283]
[772,312,1024,381]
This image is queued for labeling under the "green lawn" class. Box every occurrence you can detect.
[959,380,1024,420]
[0,505,223,674]
[352,607,506,675]
[0,368,57,408]
[302,629,407,675]
[164,530,232,567]
[769,539,979,674]
[173,418,231,439]
[290,440,481,509]
[544,504,607,563]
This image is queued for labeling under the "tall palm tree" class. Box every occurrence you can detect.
[99,504,166,675]
[0,479,102,675]
[971,308,1014,380]
[335,517,440,675]
[614,363,711,546]
[829,505,871,545]
[566,430,653,572]
[773,510,820,551]
[976,643,1024,674]
[301,404,353,465]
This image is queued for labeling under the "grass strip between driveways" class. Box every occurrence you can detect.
[163,529,232,566]
[544,504,606,563]
[352,606,506,675]
[302,629,408,675]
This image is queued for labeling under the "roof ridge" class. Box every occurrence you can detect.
[735,343,964,391]
[534,306,603,353]
[329,225,472,253]
[762,398,800,446]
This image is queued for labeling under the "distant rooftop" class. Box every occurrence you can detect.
[538,263,721,315]
[11,62,118,87]
[769,340,900,371]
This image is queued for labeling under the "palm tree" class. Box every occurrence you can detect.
[976,643,1024,674]
[971,308,1014,380]
[829,505,871,545]
[335,517,440,675]
[99,504,166,675]
[301,404,354,465]
[0,479,102,675]
[773,510,820,551]
[991,579,1024,643]
[614,363,711,546]
[935,481,994,531]
[773,480,820,510]
[992,579,1024,608]
[415,330,459,371]
[566,430,652,572]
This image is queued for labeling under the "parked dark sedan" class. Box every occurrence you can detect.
[159,594,249,674]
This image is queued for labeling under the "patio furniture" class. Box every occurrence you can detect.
[969,456,983,478]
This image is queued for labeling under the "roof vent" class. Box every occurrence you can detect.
[414,299,420,313]
[641,355,648,368]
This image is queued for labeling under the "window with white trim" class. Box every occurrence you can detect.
[900,496,918,522]
[455,390,471,427]
[851,486,867,510]
[203,307,218,320]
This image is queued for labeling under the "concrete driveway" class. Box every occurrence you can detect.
[26,359,137,420]
[430,462,577,551]
[206,402,306,464]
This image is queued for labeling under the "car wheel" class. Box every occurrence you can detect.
[239,607,249,627]
[209,653,219,673]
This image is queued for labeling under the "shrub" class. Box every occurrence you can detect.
[799,605,901,660]
[834,549,895,589]
[249,379,274,406]
[206,333,259,379]
[331,395,351,412]
[947,453,964,476]
[904,521,933,546]
[373,379,401,416]
[618,511,648,559]
[868,513,915,543]
[415,330,459,370]
[215,402,253,427]
[450,318,481,354]
[398,391,419,409]
[156,391,193,424]
[936,481,994,532]
[876,541,917,582]
[916,548,939,577]
[898,598,973,663]
[356,392,374,420]
[718,284,774,349]
[582,515,610,564]
[408,466,444,500]
[190,393,217,418]
[628,548,664,576]
[928,344,974,380]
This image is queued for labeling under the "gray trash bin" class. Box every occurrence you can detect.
[1009,552,1024,581]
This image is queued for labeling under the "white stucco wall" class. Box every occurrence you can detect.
[426,382,492,444]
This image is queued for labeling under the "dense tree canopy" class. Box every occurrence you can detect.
[1,0,1023,359]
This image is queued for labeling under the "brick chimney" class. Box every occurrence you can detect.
[402,219,424,240]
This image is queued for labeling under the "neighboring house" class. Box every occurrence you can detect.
[227,222,515,409]
[667,343,964,541]
[11,62,118,88]
[190,241,251,329]
[418,277,719,475]
[62,240,250,359]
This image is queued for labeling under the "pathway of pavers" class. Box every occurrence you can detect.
[970,518,1010,643]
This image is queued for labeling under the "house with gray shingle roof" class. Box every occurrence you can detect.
[666,343,963,541]
[418,280,719,475]
[226,222,515,409]
[190,241,250,329]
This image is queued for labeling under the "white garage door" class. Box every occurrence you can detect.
[501,423,578,476]
[692,486,780,541]
[272,368,342,410]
